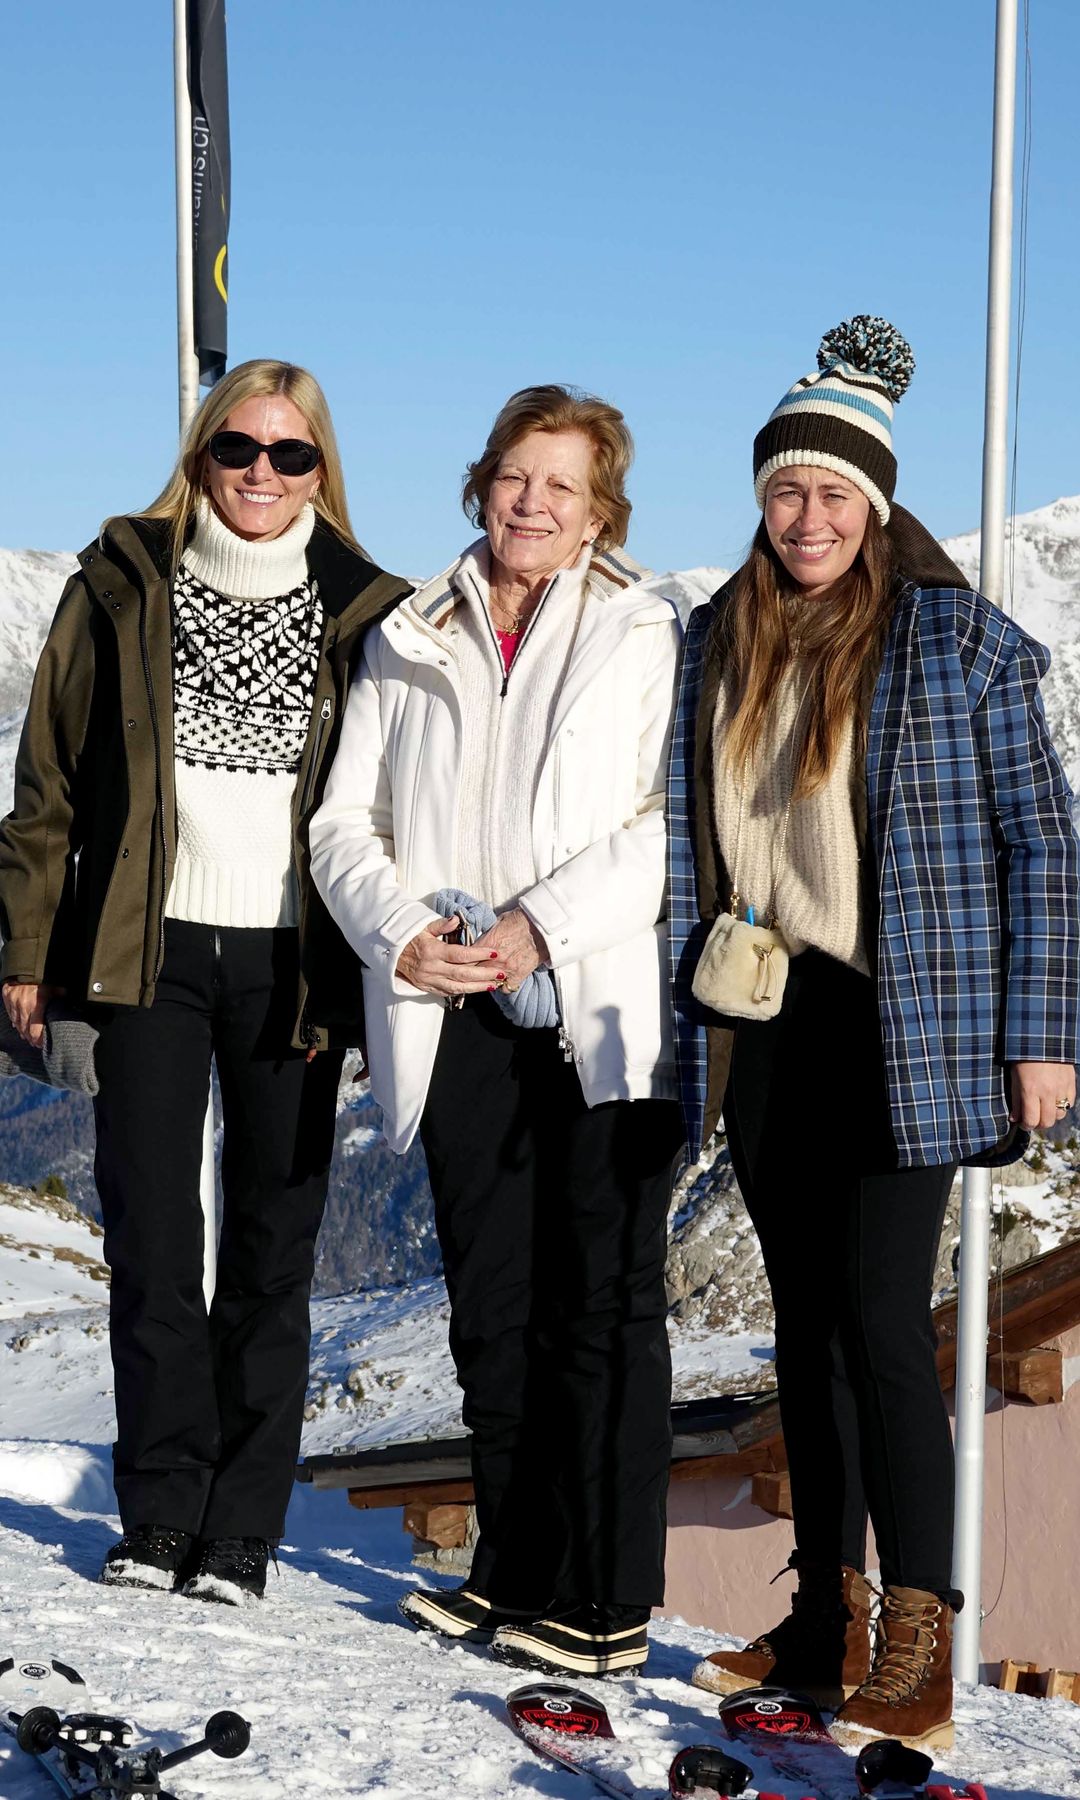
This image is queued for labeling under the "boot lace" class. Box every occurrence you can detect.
[856,1592,942,1705]
[743,1559,851,1658]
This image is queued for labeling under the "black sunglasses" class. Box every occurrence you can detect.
[208,431,321,477]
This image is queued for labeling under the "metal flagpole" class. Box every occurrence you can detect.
[174,0,217,1305]
[951,0,1019,1686]
[173,0,200,437]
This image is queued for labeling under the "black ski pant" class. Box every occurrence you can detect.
[419,997,683,1613]
[92,919,342,1540]
[724,949,959,1600]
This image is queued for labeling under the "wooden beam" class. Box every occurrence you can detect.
[751,1470,793,1519]
[348,1478,475,1510]
[996,1345,1063,1405]
[669,1442,782,1484]
[934,1239,1080,1385]
[1046,1670,1080,1704]
[996,1662,1080,1703]
[403,1500,470,1549]
[998,1658,1039,1694]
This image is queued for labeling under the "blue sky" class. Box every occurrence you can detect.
[2,1,1076,577]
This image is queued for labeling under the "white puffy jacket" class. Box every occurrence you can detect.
[309,542,682,1152]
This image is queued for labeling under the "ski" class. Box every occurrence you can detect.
[506,1681,789,1799]
[0,1658,94,1796]
[1,1654,252,1797]
[718,1688,988,1800]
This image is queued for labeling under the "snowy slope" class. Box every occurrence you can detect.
[3,1510,1079,1800]
[0,1183,108,1320]
[4,1188,1080,1797]
[0,1190,772,1458]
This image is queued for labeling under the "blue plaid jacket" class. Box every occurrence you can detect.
[668,580,1080,1168]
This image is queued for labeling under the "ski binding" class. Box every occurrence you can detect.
[1,1654,251,1797]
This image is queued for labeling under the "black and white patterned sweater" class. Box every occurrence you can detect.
[166,499,323,928]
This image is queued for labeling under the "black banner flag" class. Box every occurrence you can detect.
[188,0,230,385]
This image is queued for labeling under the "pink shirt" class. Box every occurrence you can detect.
[496,627,521,674]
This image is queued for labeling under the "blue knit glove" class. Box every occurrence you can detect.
[433,888,560,1030]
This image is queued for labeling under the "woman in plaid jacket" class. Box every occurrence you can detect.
[669,319,1080,1751]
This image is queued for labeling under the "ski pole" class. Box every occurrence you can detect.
[156,1710,251,1771]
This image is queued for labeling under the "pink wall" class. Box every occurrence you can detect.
[660,1328,1080,1677]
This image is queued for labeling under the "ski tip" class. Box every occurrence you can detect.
[506,1681,616,1740]
[0,1655,88,1720]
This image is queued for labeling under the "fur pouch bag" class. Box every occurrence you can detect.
[691,912,790,1021]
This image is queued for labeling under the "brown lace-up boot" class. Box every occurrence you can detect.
[691,1562,873,1710]
[833,1586,954,1751]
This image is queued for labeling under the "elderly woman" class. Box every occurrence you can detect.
[0,360,410,1602]
[669,318,1080,1748]
[310,384,682,1675]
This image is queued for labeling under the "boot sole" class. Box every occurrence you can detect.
[398,1593,498,1642]
[100,1563,178,1592]
[182,1575,263,1606]
[690,1659,856,1707]
[832,1719,955,1753]
[490,1636,647,1679]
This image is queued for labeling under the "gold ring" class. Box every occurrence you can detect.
[1056,1098,1071,1112]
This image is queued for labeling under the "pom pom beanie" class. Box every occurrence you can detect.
[753,315,915,523]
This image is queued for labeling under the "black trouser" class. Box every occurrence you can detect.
[92,919,343,1540]
[724,949,958,1598]
[419,997,683,1613]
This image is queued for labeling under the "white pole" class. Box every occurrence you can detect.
[951,0,1019,1687]
[174,0,217,1296]
[173,0,200,437]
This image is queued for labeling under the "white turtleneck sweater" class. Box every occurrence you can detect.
[165,499,323,929]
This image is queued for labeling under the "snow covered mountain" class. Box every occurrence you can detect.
[942,493,1080,650]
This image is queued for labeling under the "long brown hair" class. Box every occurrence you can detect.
[136,359,361,571]
[719,510,897,798]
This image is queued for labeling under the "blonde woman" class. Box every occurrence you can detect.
[668,319,1080,1748]
[0,360,410,1601]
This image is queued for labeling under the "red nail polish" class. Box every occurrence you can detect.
[490,951,499,959]
[487,983,497,991]
[497,973,507,981]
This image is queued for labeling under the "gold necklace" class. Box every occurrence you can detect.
[490,589,531,630]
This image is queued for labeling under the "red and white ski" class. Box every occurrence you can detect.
[506,1681,786,1799]
[718,1687,988,1800]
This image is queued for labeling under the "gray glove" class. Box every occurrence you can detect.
[0,1003,99,1096]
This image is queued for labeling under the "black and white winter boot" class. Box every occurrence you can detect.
[490,1603,650,1677]
[100,1525,195,1592]
[182,1537,271,1605]
[399,1584,540,1643]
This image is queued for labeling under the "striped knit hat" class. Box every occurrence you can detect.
[753,316,915,524]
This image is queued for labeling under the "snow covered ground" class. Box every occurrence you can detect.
[3,1190,1080,1798]
[4,1459,1080,1800]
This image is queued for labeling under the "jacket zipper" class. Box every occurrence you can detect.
[480,572,558,698]
[554,970,575,1062]
[299,695,333,817]
[138,596,169,982]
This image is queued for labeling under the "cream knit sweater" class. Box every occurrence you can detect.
[165,499,322,929]
[711,663,869,974]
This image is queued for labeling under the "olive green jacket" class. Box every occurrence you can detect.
[0,514,411,1049]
